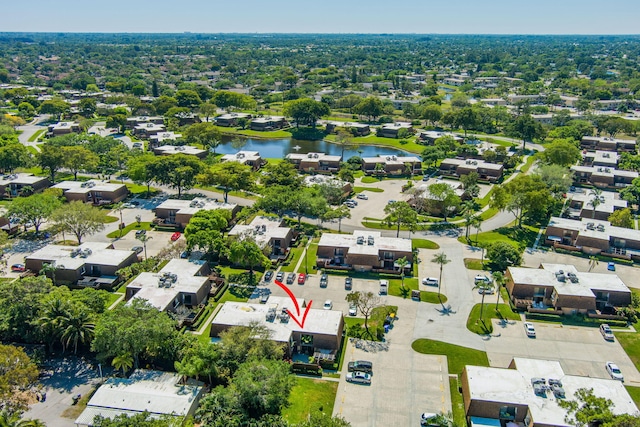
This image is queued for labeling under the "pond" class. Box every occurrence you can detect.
[215,136,412,159]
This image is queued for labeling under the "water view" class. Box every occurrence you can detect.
[215,136,412,159]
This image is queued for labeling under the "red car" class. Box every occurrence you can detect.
[11,264,25,272]
[297,273,306,284]
[171,232,181,241]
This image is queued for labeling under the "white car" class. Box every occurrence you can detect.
[346,371,371,385]
[356,193,368,200]
[606,362,624,382]
[422,277,439,286]
[348,303,357,316]
[600,324,614,341]
[323,300,333,310]
[524,322,536,338]
[474,275,491,284]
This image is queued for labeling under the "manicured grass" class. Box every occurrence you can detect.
[102,215,119,224]
[26,146,39,155]
[213,125,293,139]
[614,331,640,372]
[449,377,467,427]
[353,186,384,193]
[218,283,254,303]
[389,277,419,298]
[105,292,123,308]
[626,386,640,408]
[478,207,499,221]
[118,182,159,196]
[525,312,626,328]
[412,238,440,250]
[304,239,319,274]
[520,155,537,173]
[106,222,153,238]
[461,224,538,250]
[411,339,489,375]
[360,176,379,184]
[197,322,214,344]
[28,129,45,142]
[420,291,448,304]
[463,258,485,270]
[281,243,305,273]
[282,378,338,424]
[466,303,521,334]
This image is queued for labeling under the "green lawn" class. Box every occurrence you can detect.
[449,377,467,427]
[353,186,384,193]
[520,156,537,173]
[411,339,489,375]
[105,292,123,308]
[626,386,640,408]
[106,222,153,238]
[360,176,379,184]
[615,331,640,372]
[466,303,521,334]
[304,240,319,274]
[420,291,448,304]
[389,277,419,298]
[281,378,338,424]
[462,224,538,250]
[281,243,305,273]
[26,146,39,155]
[213,125,293,139]
[102,215,119,224]
[463,258,485,270]
[117,182,159,196]
[28,129,45,142]
[412,238,440,250]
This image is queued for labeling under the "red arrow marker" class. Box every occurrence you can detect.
[274,280,313,329]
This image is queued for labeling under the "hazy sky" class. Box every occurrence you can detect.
[3,0,639,34]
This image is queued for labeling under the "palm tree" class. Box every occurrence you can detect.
[588,256,599,272]
[137,234,153,260]
[473,279,495,330]
[112,352,134,376]
[492,271,506,310]
[112,202,125,237]
[461,201,476,240]
[473,217,483,245]
[0,411,42,427]
[37,298,71,352]
[431,252,450,301]
[60,308,95,354]
[588,188,603,219]
[396,257,409,290]
[40,262,63,286]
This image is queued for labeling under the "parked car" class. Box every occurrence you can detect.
[320,273,328,288]
[600,324,615,341]
[323,300,333,310]
[297,273,307,284]
[170,232,181,241]
[344,200,356,208]
[347,360,373,373]
[260,294,269,304]
[346,371,371,385]
[478,286,495,295]
[524,322,536,338]
[275,271,285,282]
[180,251,189,259]
[263,270,274,282]
[131,246,144,255]
[422,175,429,181]
[607,262,616,271]
[344,277,353,290]
[348,303,357,316]
[135,229,146,237]
[346,199,358,206]
[474,275,491,284]
[286,272,296,284]
[10,263,25,272]
[606,362,624,381]
[387,199,396,204]
[379,279,388,295]
[356,193,368,200]
[422,277,439,286]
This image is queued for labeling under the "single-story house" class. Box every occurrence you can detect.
[439,158,503,182]
[316,230,413,273]
[126,259,211,313]
[0,173,50,198]
[378,122,413,138]
[52,180,128,205]
[505,263,631,314]
[220,151,264,170]
[227,216,294,260]
[125,116,164,130]
[210,296,344,358]
[25,241,138,288]
[133,122,166,138]
[154,197,239,229]
[74,370,204,427]
[286,152,342,173]
[361,155,422,176]
[564,188,627,221]
[325,121,370,136]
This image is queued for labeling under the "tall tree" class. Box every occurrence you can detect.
[150,154,203,197]
[8,193,62,234]
[345,291,381,337]
[198,162,254,203]
[384,201,418,238]
[50,201,106,244]
[126,153,157,197]
[507,114,545,150]
[283,98,330,128]
[228,238,270,282]
[38,144,66,183]
[588,188,603,219]
[431,252,450,301]
[0,344,39,414]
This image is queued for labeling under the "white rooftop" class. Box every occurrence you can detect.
[216,112,252,120]
[127,259,208,311]
[361,155,421,165]
[318,230,412,256]
[326,121,369,129]
[303,175,348,188]
[0,173,48,185]
[156,197,237,216]
[49,121,79,130]
[547,216,640,245]
[381,122,412,130]
[571,165,638,179]
[74,369,202,425]
[252,115,285,123]
[440,158,504,171]
[567,188,627,215]
[213,296,343,343]
[582,135,637,146]
[583,150,619,166]
[286,152,342,162]
[221,151,261,163]
[149,132,182,142]
[465,358,638,427]
[27,242,135,270]
[419,130,463,141]
[134,123,166,132]
[154,145,207,156]
[228,216,291,249]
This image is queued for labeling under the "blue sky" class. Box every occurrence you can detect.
[3,0,638,34]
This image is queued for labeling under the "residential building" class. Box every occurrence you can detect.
[361,155,422,176]
[325,121,370,136]
[461,357,637,427]
[214,112,252,127]
[175,112,201,126]
[46,121,81,137]
[570,165,638,188]
[154,197,239,229]
[25,242,138,288]
[74,369,204,427]
[125,116,164,130]
[580,136,636,152]
[564,188,627,220]
[582,150,619,168]
[479,98,507,106]
[443,77,466,86]
[439,158,503,182]
[220,151,264,170]
[152,144,208,159]
[378,122,413,138]
[316,230,413,273]
[148,131,182,148]
[0,173,50,198]
[286,152,342,173]
[418,131,463,145]
[505,263,631,314]
[133,122,166,138]
[210,296,344,358]
[52,180,128,205]
[560,95,579,107]
[250,116,287,131]
[126,259,211,313]
[545,216,640,260]
[303,175,352,198]
[228,216,294,260]
[507,94,544,105]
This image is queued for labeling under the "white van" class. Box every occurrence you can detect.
[379,279,388,295]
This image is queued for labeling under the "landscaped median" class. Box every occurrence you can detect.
[466,303,521,334]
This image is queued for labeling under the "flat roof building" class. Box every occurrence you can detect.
[461,357,637,427]
[581,136,636,152]
[74,369,204,427]
[133,122,166,138]
[565,188,627,220]
[47,121,81,137]
[220,151,263,170]
[361,155,422,176]
[126,259,211,313]
[571,165,638,188]
[149,131,182,147]
[125,116,164,130]
[250,116,287,131]
[582,150,619,168]
[0,173,50,198]
[286,152,342,174]
[439,158,503,183]
[153,144,208,159]
[325,121,370,136]
[154,197,239,229]
[228,216,294,260]
[214,112,252,127]
[52,180,128,205]
[418,131,463,145]
[378,122,413,138]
